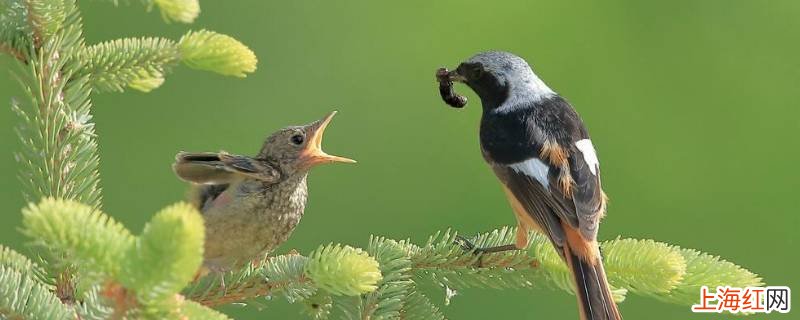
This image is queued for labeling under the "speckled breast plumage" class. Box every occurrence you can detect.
[201,174,309,271]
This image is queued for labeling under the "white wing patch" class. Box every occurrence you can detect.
[575,139,599,175]
[509,158,550,189]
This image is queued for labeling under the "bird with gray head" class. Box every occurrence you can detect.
[438,51,622,320]
[173,111,355,284]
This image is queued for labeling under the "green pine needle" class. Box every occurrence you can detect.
[79,37,179,92]
[357,237,414,320]
[119,202,205,309]
[1,1,34,60]
[399,291,446,320]
[0,266,75,320]
[178,29,258,77]
[75,285,115,320]
[410,226,760,307]
[185,253,315,306]
[602,238,686,297]
[305,243,383,296]
[25,0,67,41]
[95,0,199,24]
[662,248,763,305]
[302,291,334,320]
[13,28,101,208]
[1,0,770,318]
[0,245,51,287]
[180,299,232,320]
[21,198,134,278]
[153,0,200,24]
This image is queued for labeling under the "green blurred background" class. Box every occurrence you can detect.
[1,0,798,319]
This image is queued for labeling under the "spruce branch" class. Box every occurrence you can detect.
[663,247,763,305]
[78,30,257,93]
[0,0,770,319]
[409,227,762,306]
[177,225,763,318]
[302,291,334,320]
[0,266,75,320]
[75,285,115,320]
[78,37,179,92]
[150,0,199,24]
[3,0,258,318]
[398,291,446,320]
[12,1,101,209]
[0,41,26,60]
[355,237,414,320]
[0,245,51,287]
[305,244,383,296]
[25,0,66,42]
[185,253,312,307]
[1,0,33,55]
[602,238,686,297]
[21,198,131,304]
[118,202,204,315]
[19,198,227,318]
[178,29,257,77]
[185,245,383,308]
[180,299,232,320]
[94,0,199,23]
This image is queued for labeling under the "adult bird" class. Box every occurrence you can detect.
[438,51,621,320]
[173,111,355,281]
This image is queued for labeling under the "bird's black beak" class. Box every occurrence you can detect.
[436,67,467,83]
[299,111,356,168]
[447,68,467,83]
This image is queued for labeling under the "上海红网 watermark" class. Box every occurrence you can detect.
[692,285,790,314]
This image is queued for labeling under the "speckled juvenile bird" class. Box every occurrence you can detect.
[439,51,621,320]
[173,111,355,275]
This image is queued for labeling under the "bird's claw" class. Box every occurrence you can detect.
[219,273,227,297]
[454,234,479,253]
[454,234,522,256]
[454,234,487,268]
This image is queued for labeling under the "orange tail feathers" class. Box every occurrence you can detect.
[563,242,622,320]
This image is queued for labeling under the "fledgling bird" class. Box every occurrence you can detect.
[173,111,355,276]
[438,51,622,320]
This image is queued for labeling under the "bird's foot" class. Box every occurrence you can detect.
[219,273,227,297]
[454,234,478,252]
[454,235,520,254]
[454,235,522,267]
[454,235,486,267]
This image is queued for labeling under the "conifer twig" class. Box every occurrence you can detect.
[0,1,768,319]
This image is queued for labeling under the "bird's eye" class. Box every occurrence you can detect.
[290,134,304,145]
[470,65,484,79]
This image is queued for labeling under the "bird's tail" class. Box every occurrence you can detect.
[563,243,622,320]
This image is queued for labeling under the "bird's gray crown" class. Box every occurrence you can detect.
[465,51,555,113]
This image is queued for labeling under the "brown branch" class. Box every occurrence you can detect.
[101,281,137,320]
[0,43,26,62]
[188,274,311,307]
[411,254,539,270]
[55,268,76,304]
[23,0,42,48]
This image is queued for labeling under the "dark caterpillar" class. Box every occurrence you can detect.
[436,67,467,108]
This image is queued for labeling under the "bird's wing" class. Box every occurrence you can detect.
[492,163,568,248]
[494,97,606,242]
[173,151,281,185]
[192,184,230,212]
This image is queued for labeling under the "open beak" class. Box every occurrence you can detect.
[436,67,467,83]
[299,111,356,168]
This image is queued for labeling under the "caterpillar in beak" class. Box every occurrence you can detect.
[436,67,468,108]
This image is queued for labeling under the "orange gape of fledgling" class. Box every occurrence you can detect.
[173,112,355,283]
[437,51,622,320]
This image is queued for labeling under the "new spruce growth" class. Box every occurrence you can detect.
[0,0,765,319]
